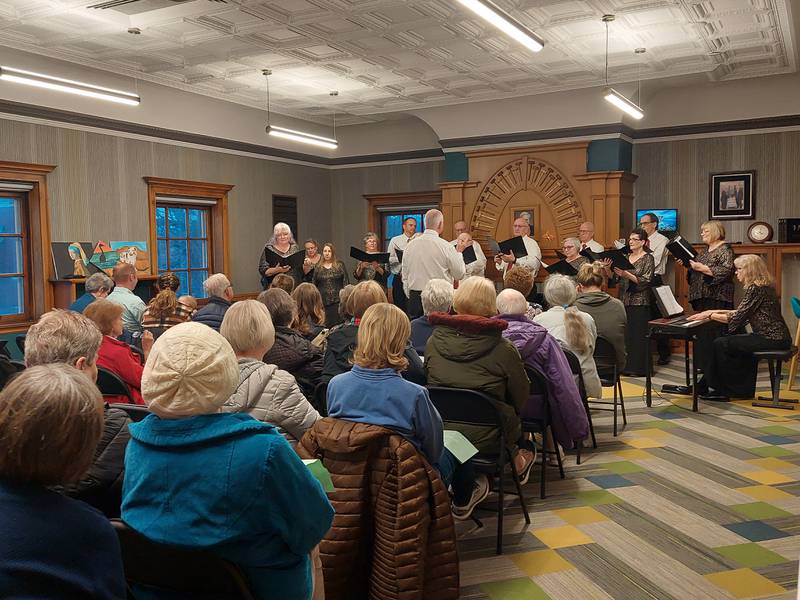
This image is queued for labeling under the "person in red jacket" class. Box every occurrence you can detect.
[85,300,153,405]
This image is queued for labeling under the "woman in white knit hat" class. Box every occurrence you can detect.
[120,322,333,600]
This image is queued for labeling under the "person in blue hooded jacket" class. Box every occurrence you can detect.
[121,322,334,600]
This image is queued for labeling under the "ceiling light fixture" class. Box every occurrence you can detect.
[262,69,338,150]
[601,15,644,121]
[456,0,544,53]
[0,65,140,106]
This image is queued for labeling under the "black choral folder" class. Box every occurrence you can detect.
[579,248,634,271]
[350,247,390,264]
[263,247,306,270]
[461,244,477,265]
[666,235,698,266]
[489,236,528,259]
[542,260,578,276]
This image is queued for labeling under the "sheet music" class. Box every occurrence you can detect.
[653,285,684,317]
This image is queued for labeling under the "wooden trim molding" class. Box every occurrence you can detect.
[0,161,56,331]
[145,177,233,279]
[364,191,442,235]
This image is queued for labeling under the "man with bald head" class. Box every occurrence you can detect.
[578,222,604,253]
[495,217,542,278]
[402,209,466,319]
[451,221,486,280]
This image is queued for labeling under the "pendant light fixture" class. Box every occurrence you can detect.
[263,69,338,150]
[456,0,544,53]
[601,15,644,120]
[0,65,140,106]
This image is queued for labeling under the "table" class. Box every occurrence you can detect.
[646,318,713,412]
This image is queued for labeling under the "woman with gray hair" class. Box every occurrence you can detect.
[353,231,388,290]
[259,222,302,289]
[220,300,320,444]
[69,272,114,313]
[410,278,453,355]
[561,237,589,271]
[533,274,602,399]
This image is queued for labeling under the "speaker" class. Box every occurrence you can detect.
[778,219,800,243]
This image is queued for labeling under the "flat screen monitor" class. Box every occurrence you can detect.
[636,209,678,233]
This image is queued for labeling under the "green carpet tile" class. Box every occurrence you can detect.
[456,358,800,599]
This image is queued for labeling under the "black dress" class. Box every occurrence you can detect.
[313,261,350,327]
[704,285,791,398]
[620,253,655,376]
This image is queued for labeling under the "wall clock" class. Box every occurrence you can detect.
[747,221,773,243]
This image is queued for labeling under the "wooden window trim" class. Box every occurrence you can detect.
[0,161,55,332]
[0,191,31,325]
[145,177,233,280]
[364,191,441,241]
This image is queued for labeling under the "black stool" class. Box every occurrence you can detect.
[752,347,798,410]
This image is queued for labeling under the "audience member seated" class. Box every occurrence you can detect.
[575,262,627,372]
[336,284,355,326]
[259,288,324,398]
[534,275,602,399]
[192,273,234,331]
[69,272,113,313]
[25,310,130,517]
[220,300,320,444]
[496,289,588,451]
[271,273,296,294]
[504,266,543,318]
[690,254,792,401]
[292,282,327,340]
[121,322,334,600]
[85,300,153,405]
[141,272,193,338]
[321,280,425,385]
[0,364,126,599]
[106,262,146,335]
[425,276,535,518]
[411,278,453,355]
[178,294,198,315]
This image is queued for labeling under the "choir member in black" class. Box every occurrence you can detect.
[301,239,322,284]
[690,254,791,401]
[353,232,388,290]
[687,220,735,374]
[312,243,350,328]
[562,237,589,272]
[614,227,655,377]
[258,222,302,289]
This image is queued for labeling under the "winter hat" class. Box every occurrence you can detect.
[142,322,239,418]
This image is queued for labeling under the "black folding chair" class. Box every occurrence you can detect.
[110,519,255,600]
[427,386,530,555]
[8,360,26,372]
[109,403,150,422]
[0,340,10,359]
[591,336,627,436]
[561,346,596,465]
[97,367,135,404]
[15,334,25,355]
[521,366,565,500]
[312,381,328,417]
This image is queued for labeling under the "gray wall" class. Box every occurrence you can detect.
[0,117,331,293]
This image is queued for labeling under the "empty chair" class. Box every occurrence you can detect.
[591,336,627,436]
[96,367,134,404]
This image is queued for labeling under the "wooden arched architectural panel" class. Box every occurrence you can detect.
[469,156,585,247]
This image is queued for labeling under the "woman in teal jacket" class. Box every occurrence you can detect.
[121,322,333,600]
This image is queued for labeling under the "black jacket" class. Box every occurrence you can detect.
[321,323,426,385]
[263,326,323,398]
[58,406,131,518]
[191,296,231,331]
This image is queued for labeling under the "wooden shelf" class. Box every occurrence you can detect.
[51,275,158,309]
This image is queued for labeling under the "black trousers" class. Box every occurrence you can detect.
[651,274,671,360]
[690,298,733,373]
[408,290,423,320]
[705,334,790,398]
[392,273,408,313]
[624,305,651,376]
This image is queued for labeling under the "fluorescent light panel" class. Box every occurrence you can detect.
[603,87,644,120]
[0,65,140,106]
[267,125,338,150]
[456,0,544,53]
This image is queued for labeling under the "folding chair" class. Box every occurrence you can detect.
[97,367,135,404]
[561,346,596,465]
[591,336,627,436]
[427,386,530,555]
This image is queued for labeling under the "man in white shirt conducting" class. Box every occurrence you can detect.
[451,221,486,280]
[402,209,466,319]
[578,222,605,253]
[388,216,417,313]
[494,217,542,278]
[638,212,671,365]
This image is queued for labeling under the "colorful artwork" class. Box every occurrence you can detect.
[111,241,150,276]
[51,242,97,280]
[88,241,119,276]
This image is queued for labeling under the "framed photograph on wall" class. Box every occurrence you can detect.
[709,171,755,220]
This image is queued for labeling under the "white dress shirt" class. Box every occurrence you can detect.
[648,230,669,276]
[388,233,415,275]
[402,229,466,295]
[451,239,487,279]
[581,239,604,253]
[500,235,542,278]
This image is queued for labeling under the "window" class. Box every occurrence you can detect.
[381,212,424,251]
[155,204,211,298]
[0,193,29,322]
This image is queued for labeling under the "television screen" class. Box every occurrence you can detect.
[636,209,678,233]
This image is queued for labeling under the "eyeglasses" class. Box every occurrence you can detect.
[629,237,642,242]
[638,221,651,226]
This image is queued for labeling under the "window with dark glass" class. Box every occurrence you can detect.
[0,193,29,322]
[155,204,211,298]
[381,212,424,251]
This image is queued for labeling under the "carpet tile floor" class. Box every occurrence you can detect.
[457,359,800,599]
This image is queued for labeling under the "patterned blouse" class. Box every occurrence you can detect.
[688,244,734,305]
[353,256,389,288]
[621,253,655,306]
[142,302,194,337]
[313,261,350,307]
[567,256,589,273]
[728,285,791,341]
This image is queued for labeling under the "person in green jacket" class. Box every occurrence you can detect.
[425,276,535,518]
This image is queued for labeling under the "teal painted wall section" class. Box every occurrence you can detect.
[587,139,633,172]
[444,152,468,181]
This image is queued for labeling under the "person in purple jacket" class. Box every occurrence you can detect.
[495,289,589,452]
